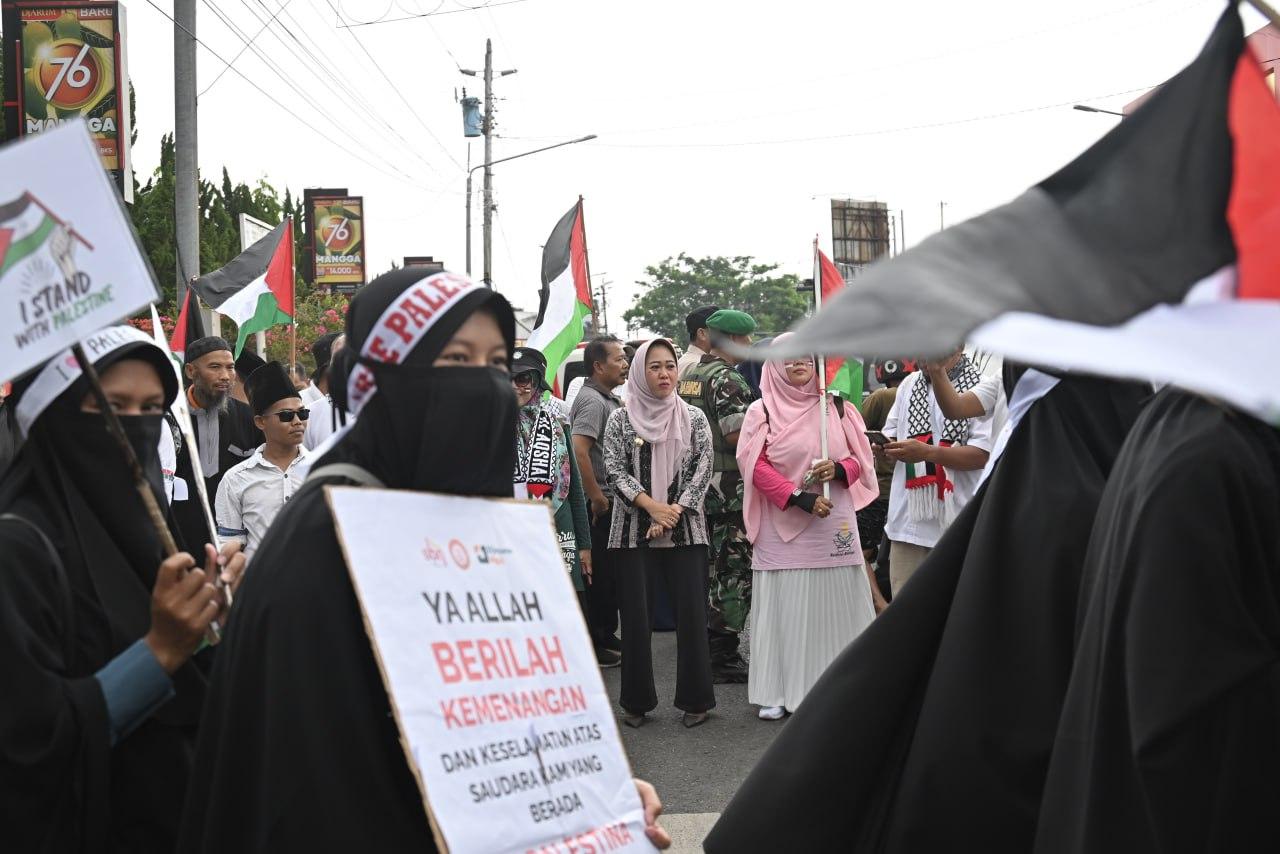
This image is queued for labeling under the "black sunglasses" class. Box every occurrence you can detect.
[272,407,311,423]
[511,372,538,386]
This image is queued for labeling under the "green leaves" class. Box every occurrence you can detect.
[622,253,809,343]
[127,134,304,307]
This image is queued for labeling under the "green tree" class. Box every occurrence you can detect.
[623,254,809,343]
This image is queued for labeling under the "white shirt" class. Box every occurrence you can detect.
[299,382,325,406]
[304,395,354,451]
[676,344,707,378]
[214,443,310,558]
[883,371,996,549]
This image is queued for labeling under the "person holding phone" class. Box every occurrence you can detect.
[736,336,881,720]
[877,350,996,595]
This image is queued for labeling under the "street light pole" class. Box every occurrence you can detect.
[1072,104,1126,117]
[464,134,598,282]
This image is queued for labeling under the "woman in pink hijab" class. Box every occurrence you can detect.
[737,335,880,720]
[602,339,716,729]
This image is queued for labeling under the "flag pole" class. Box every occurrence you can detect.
[813,237,830,501]
[578,196,601,334]
[150,305,229,640]
[288,216,297,369]
[71,344,178,556]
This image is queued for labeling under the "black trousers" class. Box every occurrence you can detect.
[584,512,619,645]
[614,546,716,714]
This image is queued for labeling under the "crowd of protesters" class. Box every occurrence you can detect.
[0,263,1011,850]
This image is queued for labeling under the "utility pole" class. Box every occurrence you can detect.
[461,40,516,288]
[174,0,201,318]
[482,38,493,289]
[591,273,609,334]
[939,201,947,230]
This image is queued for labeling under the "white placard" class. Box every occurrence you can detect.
[326,487,654,854]
[0,120,159,384]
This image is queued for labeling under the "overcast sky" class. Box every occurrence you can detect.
[113,0,1264,331]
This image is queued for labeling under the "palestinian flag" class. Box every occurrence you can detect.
[191,219,295,357]
[168,287,207,360]
[815,245,863,407]
[762,7,1280,422]
[526,199,593,389]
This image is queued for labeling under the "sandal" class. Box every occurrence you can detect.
[622,712,647,729]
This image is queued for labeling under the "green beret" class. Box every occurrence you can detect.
[705,309,756,335]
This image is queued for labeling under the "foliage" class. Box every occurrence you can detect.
[125,312,176,339]
[124,134,314,359]
[262,291,350,366]
[127,135,307,308]
[623,254,809,343]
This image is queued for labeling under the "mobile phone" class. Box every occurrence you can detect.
[865,430,891,446]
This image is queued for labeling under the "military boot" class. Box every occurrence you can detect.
[709,631,748,684]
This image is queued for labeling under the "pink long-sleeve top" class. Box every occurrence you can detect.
[750,449,865,570]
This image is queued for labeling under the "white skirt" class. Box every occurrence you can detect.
[748,565,876,711]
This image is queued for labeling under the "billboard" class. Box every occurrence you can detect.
[404,255,444,274]
[305,188,365,291]
[2,1,133,202]
[830,199,889,280]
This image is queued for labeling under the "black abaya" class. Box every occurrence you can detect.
[705,376,1149,853]
[179,270,520,850]
[1034,390,1280,852]
[0,342,200,854]
[175,477,438,851]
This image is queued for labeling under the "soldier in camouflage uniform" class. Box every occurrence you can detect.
[678,309,757,683]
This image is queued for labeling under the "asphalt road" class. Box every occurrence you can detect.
[600,628,784,852]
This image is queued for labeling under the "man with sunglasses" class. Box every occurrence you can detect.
[214,362,311,559]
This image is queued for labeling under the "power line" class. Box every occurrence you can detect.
[140,0,441,190]
[324,0,465,171]
[240,0,451,179]
[339,0,533,28]
[199,0,294,95]
[504,85,1157,151]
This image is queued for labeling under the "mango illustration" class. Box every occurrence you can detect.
[54,11,81,40]
[24,68,47,120]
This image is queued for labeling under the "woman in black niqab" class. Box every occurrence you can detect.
[0,328,227,853]
[178,269,521,851]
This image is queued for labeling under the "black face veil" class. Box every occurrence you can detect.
[316,268,518,495]
[1,333,178,649]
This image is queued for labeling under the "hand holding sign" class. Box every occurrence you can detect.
[327,488,658,854]
[0,121,158,385]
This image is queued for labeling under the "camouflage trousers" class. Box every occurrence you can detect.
[707,511,753,636]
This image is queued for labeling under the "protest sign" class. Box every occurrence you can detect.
[0,120,159,384]
[326,487,654,854]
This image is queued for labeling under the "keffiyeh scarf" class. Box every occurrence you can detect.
[515,396,572,509]
[905,354,983,526]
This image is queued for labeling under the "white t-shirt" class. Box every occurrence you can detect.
[214,444,310,557]
[883,372,996,549]
[303,395,353,451]
[971,375,1002,415]
[299,383,326,406]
